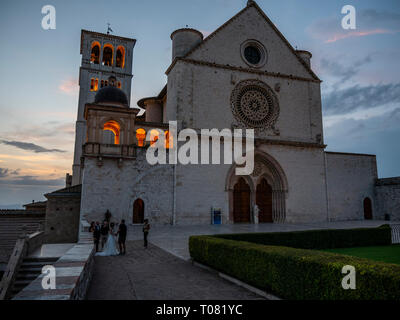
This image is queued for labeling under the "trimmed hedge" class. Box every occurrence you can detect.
[189,235,400,300]
[213,225,392,249]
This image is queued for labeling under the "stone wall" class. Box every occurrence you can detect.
[45,188,81,243]
[166,3,323,145]
[376,177,400,221]
[80,149,174,224]
[325,152,378,221]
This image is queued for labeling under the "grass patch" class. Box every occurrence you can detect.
[323,245,400,265]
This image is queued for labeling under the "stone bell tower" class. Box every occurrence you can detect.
[71,29,136,186]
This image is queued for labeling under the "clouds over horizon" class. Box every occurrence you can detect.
[322,82,400,116]
[0,175,65,187]
[0,167,20,178]
[0,140,66,153]
[308,9,400,43]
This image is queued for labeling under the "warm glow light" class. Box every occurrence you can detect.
[136,128,146,147]
[165,131,173,149]
[103,120,120,144]
[116,46,125,68]
[150,129,159,147]
[90,41,100,64]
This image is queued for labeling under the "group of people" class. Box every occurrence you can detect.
[89,218,151,256]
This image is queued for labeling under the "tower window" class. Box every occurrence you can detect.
[90,42,100,64]
[102,44,114,66]
[105,80,108,87]
[90,78,99,91]
[103,120,120,145]
[136,128,146,147]
[117,81,121,89]
[101,80,104,88]
[116,46,125,68]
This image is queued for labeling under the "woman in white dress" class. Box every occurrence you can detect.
[96,222,119,256]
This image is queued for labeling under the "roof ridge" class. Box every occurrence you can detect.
[250,2,320,81]
[174,1,319,82]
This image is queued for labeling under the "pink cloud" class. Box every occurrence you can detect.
[58,78,79,95]
[200,30,212,38]
[325,29,398,43]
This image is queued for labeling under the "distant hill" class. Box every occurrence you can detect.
[0,204,24,210]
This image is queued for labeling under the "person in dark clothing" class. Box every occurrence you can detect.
[100,221,110,249]
[116,219,127,255]
[93,221,101,252]
[89,221,95,233]
[105,210,112,222]
[143,219,150,248]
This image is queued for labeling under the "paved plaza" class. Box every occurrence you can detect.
[87,220,391,300]
[126,220,390,260]
[86,240,263,300]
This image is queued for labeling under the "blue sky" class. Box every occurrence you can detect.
[0,0,399,207]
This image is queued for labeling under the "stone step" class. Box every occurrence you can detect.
[24,257,58,263]
[20,261,50,268]
[14,279,34,287]
[19,267,43,273]
[16,273,39,281]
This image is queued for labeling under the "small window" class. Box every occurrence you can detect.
[90,78,95,91]
[116,46,125,68]
[101,80,104,88]
[244,46,261,65]
[117,81,121,89]
[94,78,98,91]
[136,128,146,147]
[90,42,100,64]
[105,80,108,87]
[165,131,173,149]
[102,44,114,66]
[240,40,267,68]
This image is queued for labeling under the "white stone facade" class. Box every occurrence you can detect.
[76,2,395,225]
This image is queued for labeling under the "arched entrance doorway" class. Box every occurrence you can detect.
[233,178,251,223]
[227,151,288,224]
[363,197,373,220]
[133,199,144,224]
[256,178,273,223]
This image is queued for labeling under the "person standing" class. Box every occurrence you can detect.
[116,219,127,255]
[93,221,101,252]
[143,219,150,248]
[100,221,109,250]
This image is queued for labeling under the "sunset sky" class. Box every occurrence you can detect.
[0,0,399,207]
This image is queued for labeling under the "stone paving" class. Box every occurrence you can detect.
[86,241,264,300]
[126,220,391,260]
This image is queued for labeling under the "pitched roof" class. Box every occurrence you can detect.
[173,1,320,81]
[45,184,82,197]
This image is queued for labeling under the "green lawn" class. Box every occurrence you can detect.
[323,245,400,265]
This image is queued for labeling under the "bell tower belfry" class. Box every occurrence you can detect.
[71,30,136,186]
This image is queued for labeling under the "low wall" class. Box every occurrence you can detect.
[13,222,94,300]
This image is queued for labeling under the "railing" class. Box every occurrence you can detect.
[391,224,400,244]
[0,231,44,300]
[83,143,137,159]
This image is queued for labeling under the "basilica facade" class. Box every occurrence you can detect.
[68,1,394,226]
